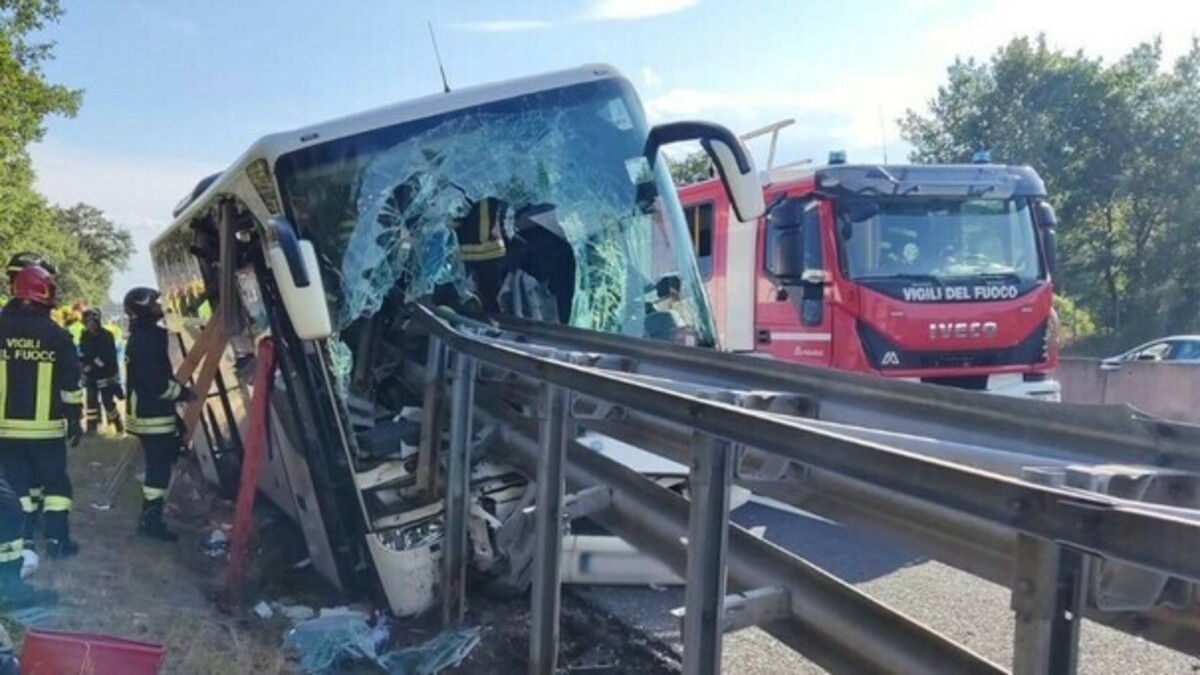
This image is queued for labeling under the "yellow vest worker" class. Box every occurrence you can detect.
[0,266,83,560]
[67,319,84,346]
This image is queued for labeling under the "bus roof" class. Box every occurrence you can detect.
[154,63,627,250]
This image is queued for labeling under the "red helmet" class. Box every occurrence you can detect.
[12,266,57,307]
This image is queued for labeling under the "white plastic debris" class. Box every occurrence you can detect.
[318,606,368,620]
[274,603,316,623]
[254,601,274,619]
[19,550,38,579]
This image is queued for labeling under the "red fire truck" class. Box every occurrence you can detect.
[677,130,1061,400]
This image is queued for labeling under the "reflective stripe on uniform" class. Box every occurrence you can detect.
[0,419,66,439]
[61,388,83,405]
[0,538,24,563]
[28,487,43,499]
[459,241,506,261]
[160,381,182,401]
[43,495,71,512]
[128,416,176,435]
[143,486,166,501]
[0,361,6,415]
[459,198,506,262]
[19,496,34,513]
[129,417,175,432]
[35,362,53,420]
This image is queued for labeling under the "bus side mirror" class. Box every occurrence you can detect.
[266,216,333,340]
[1035,201,1058,277]
[646,121,765,222]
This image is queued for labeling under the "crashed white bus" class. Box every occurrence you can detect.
[150,65,762,615]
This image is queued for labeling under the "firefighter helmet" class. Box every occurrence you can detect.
[11,266,57,307]
[83,307,102,325]
[6,252,57,281]
[123,287,164,320]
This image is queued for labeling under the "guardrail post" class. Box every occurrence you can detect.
[1011,533,1087,675]
[682,430,734,675]
[529,384,569,675]
[442,352,476,628]
[417,338,447,498]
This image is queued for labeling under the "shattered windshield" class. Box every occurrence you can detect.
[275,78,715,350]
[837,198,1041,281]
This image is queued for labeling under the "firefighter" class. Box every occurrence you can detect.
[4,253,60,542]
[5,253,56,282]
[0,473,56,608]
[124,287,191,542]
[0,265,83,559]
[80,308,124,435]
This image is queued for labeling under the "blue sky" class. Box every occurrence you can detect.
[27,0,1200,297]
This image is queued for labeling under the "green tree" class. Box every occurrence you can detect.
[51,204,134,304]
[666,151,714,186]
[0,2,132,306]
[901,35,1200,349]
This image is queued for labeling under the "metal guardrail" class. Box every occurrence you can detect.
[412,305,1200,675]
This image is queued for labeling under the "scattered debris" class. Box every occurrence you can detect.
[8,606,57,629]
[20,550,38,580]
[282,608,480,675]
[380,627,481,674]
[282,614,379,674]
[253,602,273,620]
[272,603,316,623]
[316,606,367,621]
[204,529,230,558]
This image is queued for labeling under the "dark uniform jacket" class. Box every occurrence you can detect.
[79,327,119,384]
[125,318,183,436]
[0,303,83,440]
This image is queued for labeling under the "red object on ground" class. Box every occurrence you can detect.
[20,629,165,674]
[224,337,276,604]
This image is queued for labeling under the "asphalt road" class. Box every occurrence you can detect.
[577,498,1200,675]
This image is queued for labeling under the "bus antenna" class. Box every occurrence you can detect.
[428,21,451,93]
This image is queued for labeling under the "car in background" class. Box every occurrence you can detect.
[1100,335,1200,370]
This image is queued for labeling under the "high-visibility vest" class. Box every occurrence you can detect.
[0,304,83,440]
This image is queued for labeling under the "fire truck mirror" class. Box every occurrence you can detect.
[1035,201,1058,277]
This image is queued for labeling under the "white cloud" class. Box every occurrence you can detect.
[449,20,551,33]
[30,143,221,299]
[644,0,1200,167]
[585,0,698,21]
[641,66,662,89]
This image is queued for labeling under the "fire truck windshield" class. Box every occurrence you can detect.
[837,197,1041,283]
[275,78,715,351]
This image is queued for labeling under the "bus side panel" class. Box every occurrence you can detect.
[266,392,346,590]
